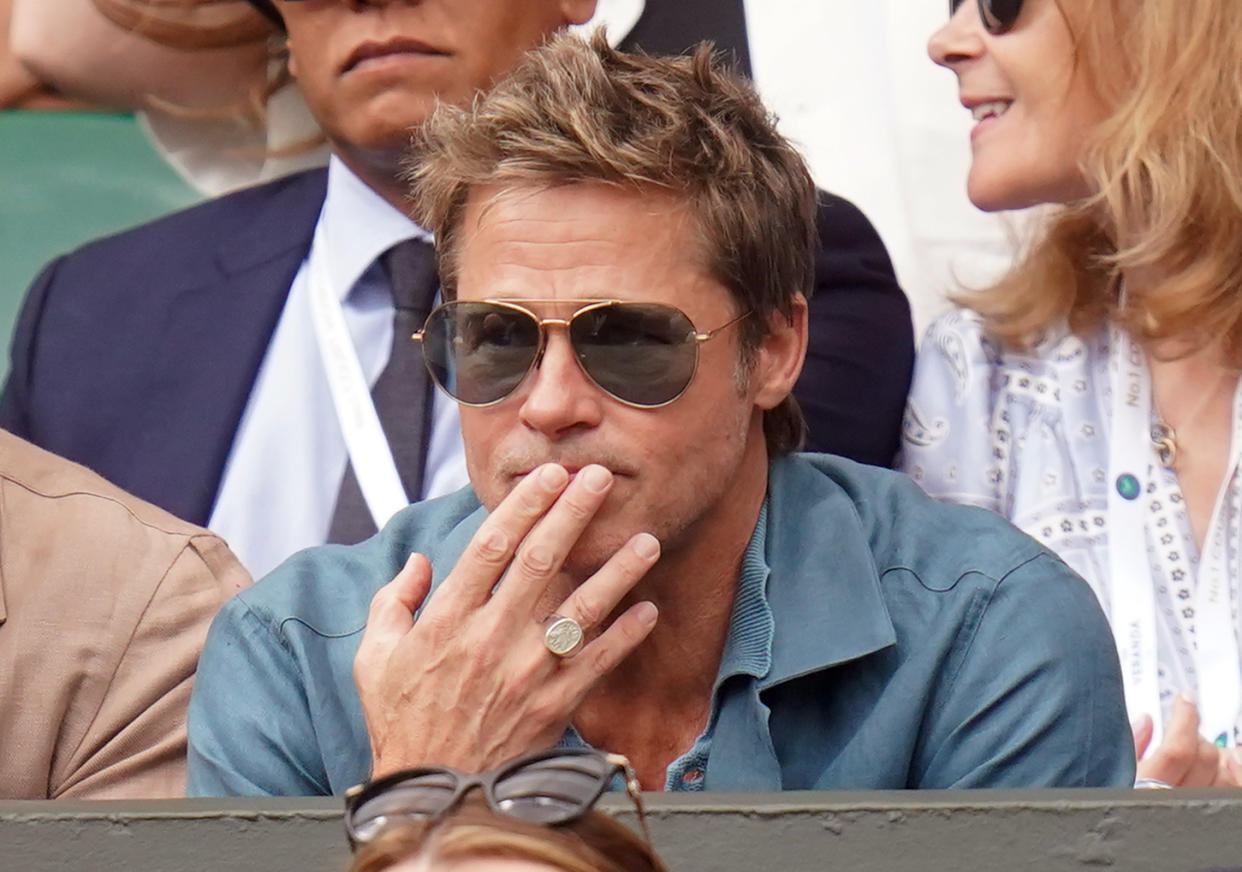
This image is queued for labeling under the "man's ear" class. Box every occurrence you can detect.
[560,0,598,27]
[752,295,808,411]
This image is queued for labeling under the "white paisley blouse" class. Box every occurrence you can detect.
[900,309,1242,736]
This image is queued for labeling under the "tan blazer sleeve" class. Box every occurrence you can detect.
[53,534,249,798]
[0,431,251,799]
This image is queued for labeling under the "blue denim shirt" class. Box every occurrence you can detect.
[188,454,1135,795]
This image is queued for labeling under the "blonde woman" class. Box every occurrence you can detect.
[903,0,1242,786]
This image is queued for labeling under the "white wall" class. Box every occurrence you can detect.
[744,0,1025,335]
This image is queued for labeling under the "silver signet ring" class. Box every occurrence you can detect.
[543,615,585,658]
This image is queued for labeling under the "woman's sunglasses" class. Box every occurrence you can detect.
[949,0,1024,35]
[413,299,750,409]
[344,748,648,847]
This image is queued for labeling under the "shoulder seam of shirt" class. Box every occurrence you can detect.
[937,549,1052,696]
[232,589,305,663]
[0,475,217,543]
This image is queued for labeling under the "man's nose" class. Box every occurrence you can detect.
[928,2,985,69]
[517,331,606,438]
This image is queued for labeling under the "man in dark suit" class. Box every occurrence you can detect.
[0,0,912,578]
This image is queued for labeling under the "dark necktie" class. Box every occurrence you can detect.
[327,238,438,544]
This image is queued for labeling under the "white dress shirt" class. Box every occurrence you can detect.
[209,157,468,579]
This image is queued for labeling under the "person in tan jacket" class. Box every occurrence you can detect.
[0,429,249,798]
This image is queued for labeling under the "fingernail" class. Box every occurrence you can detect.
[632,533,660,560]
[581,465,612,493]
[1232,747,1242,765]
[635,601,658,626]
[539,464,569,489]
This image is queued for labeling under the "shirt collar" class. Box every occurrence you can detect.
[315,156,433,303]
[758,453,897,689]
[716,501,774,685]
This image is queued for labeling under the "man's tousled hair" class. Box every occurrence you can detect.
[405,29,817,454]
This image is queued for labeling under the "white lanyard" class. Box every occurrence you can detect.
[1107,327,1242,746]
[308,224,410,531]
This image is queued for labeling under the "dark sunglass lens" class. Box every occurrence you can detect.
[981,0,1023,33]
[570,304,698,406]
[493,754,613,825]
[350,773,458,842]
[422,303,541,405]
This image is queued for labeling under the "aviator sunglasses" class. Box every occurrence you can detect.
[413,299,751,409]
[949,0,1024,34]
[344,747,649,847]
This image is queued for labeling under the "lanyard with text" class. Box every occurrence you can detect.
[308,224,410,531]
[1107,327,1242,747]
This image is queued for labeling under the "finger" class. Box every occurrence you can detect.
[1184,735,1223,787]
[1222,747,1242,788]
[556,532,661,632]
[355,553,432,679]
[434,463,571,613]
[490,464,615,616]
[556,600,659,700]
[1167,695,1200,738]
[1132,714,1154,759]
[1138,697,1201,784]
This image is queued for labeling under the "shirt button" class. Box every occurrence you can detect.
[683,768,703,784]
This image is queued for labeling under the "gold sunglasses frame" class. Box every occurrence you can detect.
[411,298,751,409]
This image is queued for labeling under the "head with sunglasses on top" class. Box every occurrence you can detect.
[187,30,1134,796]
[905,0,1242,786]
[345,749,666,872]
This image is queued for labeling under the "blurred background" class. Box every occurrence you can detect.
[0,0,1021,379]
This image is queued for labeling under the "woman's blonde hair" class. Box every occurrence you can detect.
[348,801,667,872]
[964,0,1242,362]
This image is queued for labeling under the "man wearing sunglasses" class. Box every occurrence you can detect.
[188,33,1134,796]
[0,0,912,584]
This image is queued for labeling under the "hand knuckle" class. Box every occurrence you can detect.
[585,646,613,680]
[368,585,396,613]
[418,609,457,642]
[560,495,595,522]
[516,544,557,576]
[518,485,550,516]
[514,656,546,687]
[570,596,604,629]
[1165,746,1192,770]
[527,694,563,725]
[473,527,511,566]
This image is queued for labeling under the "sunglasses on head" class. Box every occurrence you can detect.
[949,0,1024,34]
[413,299,750,409]
[344,748,649,848]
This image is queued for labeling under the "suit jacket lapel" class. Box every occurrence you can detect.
[133,168,328,525]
